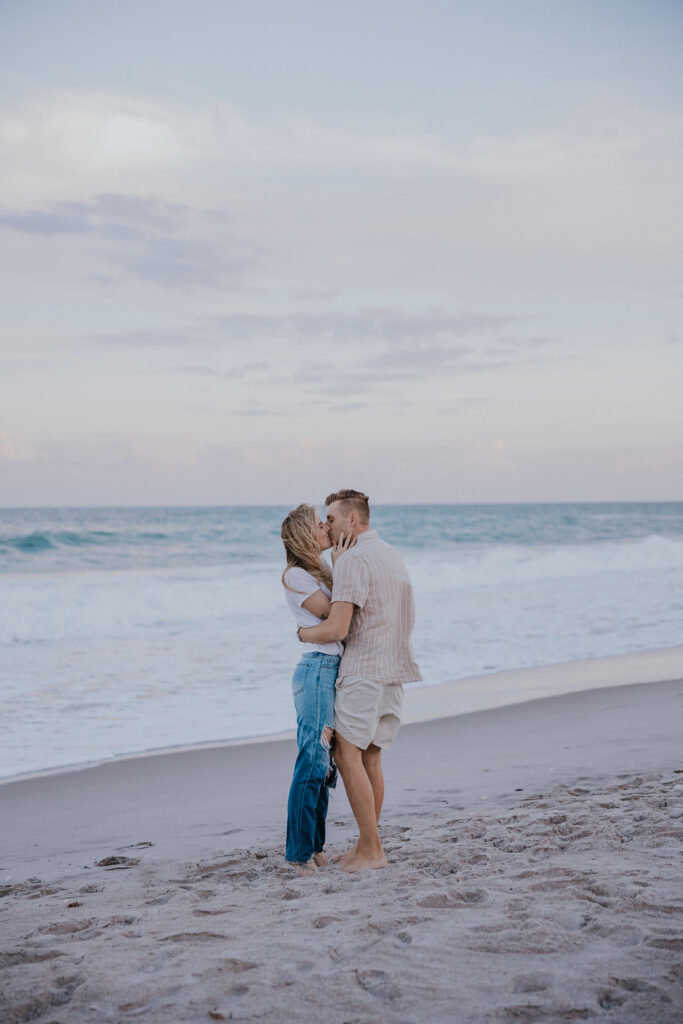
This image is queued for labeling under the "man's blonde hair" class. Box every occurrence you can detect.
[280,503,333,593]
[324,489,370,524]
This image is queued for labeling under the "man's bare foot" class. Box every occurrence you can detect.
[286,860,318,876]
[331,841,359,863]
[313,851,330,867]
[341,851,387,873]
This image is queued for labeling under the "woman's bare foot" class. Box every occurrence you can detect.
[341,851,387,873]
[313,851,330,867]
[287,860,318,876]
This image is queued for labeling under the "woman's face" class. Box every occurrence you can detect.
[314,513,332,551]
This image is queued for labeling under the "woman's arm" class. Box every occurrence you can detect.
[298,601,354,644]
[301,590,331,620]
[293,536,353,624]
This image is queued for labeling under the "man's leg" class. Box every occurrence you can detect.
[334,733,387,872]
[336,743,384,864]
[336,741,384,862]
[362,743,384,822]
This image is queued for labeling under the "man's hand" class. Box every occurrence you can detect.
[331,531,355,566]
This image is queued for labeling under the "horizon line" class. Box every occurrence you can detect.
[2,498,683,512]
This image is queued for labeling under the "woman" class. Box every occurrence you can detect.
[281,503,351,874]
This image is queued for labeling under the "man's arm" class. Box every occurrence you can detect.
[298,601,354,643]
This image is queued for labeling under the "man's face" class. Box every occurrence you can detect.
[325,501,353,544]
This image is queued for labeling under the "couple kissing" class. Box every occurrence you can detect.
[280,489,421,875]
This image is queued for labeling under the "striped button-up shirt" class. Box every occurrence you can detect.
[332,529,421,685]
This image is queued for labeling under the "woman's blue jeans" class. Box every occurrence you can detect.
[285,652,340,863]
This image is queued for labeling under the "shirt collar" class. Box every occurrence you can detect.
[353,529,378,546]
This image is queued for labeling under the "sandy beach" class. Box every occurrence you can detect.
[1,666,682,1023]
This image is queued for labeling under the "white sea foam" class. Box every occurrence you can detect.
[411,533,683,589]
[3,534,682,645]
[1,564,278,644]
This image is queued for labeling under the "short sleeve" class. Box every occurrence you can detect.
[332,555,370,608]
[284,567,321,608]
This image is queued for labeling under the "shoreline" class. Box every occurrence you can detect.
[3,643,683,788]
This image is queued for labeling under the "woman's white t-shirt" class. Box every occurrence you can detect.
[283,567,343,657]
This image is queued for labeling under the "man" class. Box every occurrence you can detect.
[296,489,421,872]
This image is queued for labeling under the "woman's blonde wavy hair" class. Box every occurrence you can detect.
[281,503,333,593]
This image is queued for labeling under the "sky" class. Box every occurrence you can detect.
[1,0,682,506]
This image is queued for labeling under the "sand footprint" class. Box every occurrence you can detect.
[511,973,551,993]
[0,949,64,968]
[355,968,400,1001]
[41,919,94,935]
[418,888,487,908]
[2,975,83,1023]
[95,855,140,870]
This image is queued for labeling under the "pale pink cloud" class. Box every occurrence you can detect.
[0,433,46,465]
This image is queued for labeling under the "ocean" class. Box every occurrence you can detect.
[1,502,682,781]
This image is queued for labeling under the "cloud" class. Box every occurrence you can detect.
[96,325,211,348]
[93,308,559,399]
[0,194,189,237]
[362,343,470,372]
[466,438,517,472]
[0,433,47,464]
[288,328,561,396]
[99,308,516,347]
[4,90,681,184]
[293,368,398,397]
[0,91,208,183]
[614,450,683,475]
[127,436,200,468]
[327,401,367,412]
[295,287,341,301]
[105,232,261,290]
[2,92,682,303]
[177,361,269,379]
[0,203,92,236]
[0,193,265,290]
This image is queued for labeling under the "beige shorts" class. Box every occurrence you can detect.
[334,675,404,750]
